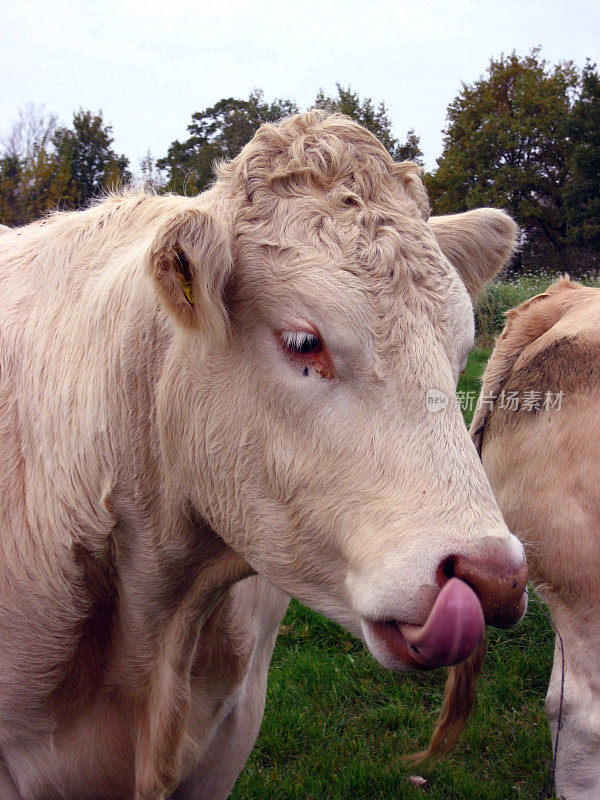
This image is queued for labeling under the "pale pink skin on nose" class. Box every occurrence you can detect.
[400,578,485,667]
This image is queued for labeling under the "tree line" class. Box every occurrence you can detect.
[0,108,129,227]
[1,50,598,274]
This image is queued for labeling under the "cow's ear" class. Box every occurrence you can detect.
[429,209,519,298]
[148,207,233,342]
[393,161,430,219]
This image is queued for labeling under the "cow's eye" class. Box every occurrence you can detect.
[281,330,322,356]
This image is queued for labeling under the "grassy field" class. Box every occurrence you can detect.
[231,347,559,800]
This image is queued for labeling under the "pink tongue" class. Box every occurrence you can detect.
[400,578,485,667]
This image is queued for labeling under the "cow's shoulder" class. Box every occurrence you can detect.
[473,279,600,605]
[504,334,600,397]
[472,278,600,450]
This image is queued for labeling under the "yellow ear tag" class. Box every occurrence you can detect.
[179,275,194,306]
[174,249,195,306]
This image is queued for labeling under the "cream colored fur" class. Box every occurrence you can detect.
[472,278,600,800]
[0,111,522,799]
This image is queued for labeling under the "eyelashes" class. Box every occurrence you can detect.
[280,330,322,356]
[278,327,335,380]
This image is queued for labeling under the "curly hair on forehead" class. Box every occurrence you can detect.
[216,110,430,219]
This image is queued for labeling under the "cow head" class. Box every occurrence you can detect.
[149,111,526,672]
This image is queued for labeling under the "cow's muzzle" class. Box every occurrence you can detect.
[360,545,527,671]
[438,549,528,629]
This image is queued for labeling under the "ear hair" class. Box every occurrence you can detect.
[393,161,430,220]
[147,207,233,343]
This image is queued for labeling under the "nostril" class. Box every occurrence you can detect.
[437,555,457,585]
[444,551,528,628]
[437,554,482,600]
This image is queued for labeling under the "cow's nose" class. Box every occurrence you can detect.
[438,550,528,629]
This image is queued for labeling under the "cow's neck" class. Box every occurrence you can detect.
[112,512,254,799]
[72,310,258,796]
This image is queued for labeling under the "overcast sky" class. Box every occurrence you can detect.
[2,0,599,173]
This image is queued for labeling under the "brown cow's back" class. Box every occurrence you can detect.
[473,279,600,800]
[473,279,600,607]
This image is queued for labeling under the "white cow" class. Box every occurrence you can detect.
[0,111,526,800]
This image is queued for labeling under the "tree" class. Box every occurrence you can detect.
[52,109,130,208]
[0,107,130,225]
[426,50,580,262]
[315,84,423,163]
[0,154,23,226]
[139,150,165,192]
[395,129,423,164]
[159,87,423,195]
[158,91,298,194]
[564,61,600,249]
[0,104,60,225]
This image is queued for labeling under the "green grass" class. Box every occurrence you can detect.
[231,347,559,800]
[458,347,491,427]
[232,598,555,800]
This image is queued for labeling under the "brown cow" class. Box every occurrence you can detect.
[0,111,526,800]
[467,278,600,800]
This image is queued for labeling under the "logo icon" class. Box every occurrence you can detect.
[426,389,449,413]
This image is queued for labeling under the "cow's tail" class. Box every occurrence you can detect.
[406,634,486,763]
